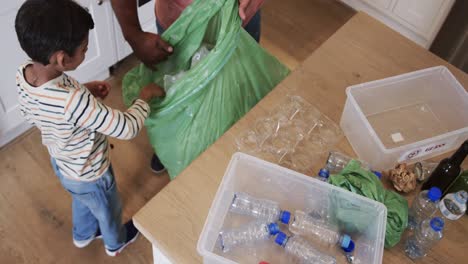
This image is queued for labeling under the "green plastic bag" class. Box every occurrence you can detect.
[122,0,290,179]
[329,160,408,248]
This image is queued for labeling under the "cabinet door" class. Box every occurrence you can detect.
[0,5,32,147]
[69,0,117,82]
[113,0,157,61]
[362,0,393,10]
[393,0,447,35]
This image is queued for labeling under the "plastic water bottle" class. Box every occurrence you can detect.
[275,232,336,264]
[218,221,279,252]
[408,187,442,230]
[164,71,186,89]
[317,168,330,182]
[230,192,291,224]
[289,210,354,251]
[325,151,381,178]
[326,151,371,173]
[438,190,468,220]
[405,217,444,259]
[191,44,212,67]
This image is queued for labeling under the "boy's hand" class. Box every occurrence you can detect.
[139,83,166,102]
[84,81,111,100]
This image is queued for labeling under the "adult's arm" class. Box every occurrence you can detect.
[239,0,265,26]
[110,0,173,69]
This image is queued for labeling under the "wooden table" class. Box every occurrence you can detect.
[133,12,468,264]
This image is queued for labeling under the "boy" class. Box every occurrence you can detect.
[15,0,165,256]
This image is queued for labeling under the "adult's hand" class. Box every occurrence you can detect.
[239,0,265,26]
[128,31,173,70]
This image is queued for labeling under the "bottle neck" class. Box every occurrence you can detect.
[449,141,468,166]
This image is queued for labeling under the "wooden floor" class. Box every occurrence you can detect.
[0,1,353,263]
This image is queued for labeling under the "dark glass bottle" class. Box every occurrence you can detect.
[421,140,468,193]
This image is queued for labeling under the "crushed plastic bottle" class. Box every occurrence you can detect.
[408,187,442,230]
[405,217,444,260]
[289,210,354,252]
[230,192,291,224]
[438,190,468,220]
[219,221,279,252]
[164,71,186,90]
[191,44,212,67]
[275,232,336,264]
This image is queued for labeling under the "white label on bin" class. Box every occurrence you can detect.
[398,140,456,163]
[391,133,404,143]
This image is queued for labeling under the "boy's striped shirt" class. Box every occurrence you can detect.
[16,63,150,181]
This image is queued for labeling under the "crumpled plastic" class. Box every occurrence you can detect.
[163,44,213,89]
[328,160,408,248]
[122,0,290,179]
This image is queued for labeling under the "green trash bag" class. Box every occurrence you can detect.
[328,160,408,248]
[122,0,290,179]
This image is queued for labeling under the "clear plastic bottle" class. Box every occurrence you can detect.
[275,232,336,264]
[230,192,291,224]
[405,217,444,260]
[164,71,186,89]
[218,221,279,252]
[326,151,371,173]
[438,190,468,220]
[191,44,212,67]
[289,210,354,251]
[325,151,382,178]
[408,187,442,230]
[317,168,330,182]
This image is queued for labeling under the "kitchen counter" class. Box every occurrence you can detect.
[133,12,468,264]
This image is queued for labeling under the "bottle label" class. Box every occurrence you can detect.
[398,139,456,163]
[440,199,463,220]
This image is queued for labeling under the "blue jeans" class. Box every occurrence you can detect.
[51,159,126,250]
[156,11,261,42]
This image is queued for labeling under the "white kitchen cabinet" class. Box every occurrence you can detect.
[362,0,393,10]
[113,0,158,61]
[69,0,117,82]
[340,0,455,48]
[0,3,31,147]
[393,0,447,36]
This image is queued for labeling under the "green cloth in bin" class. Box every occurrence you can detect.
[122,0,290,179]
[329,160,408,248]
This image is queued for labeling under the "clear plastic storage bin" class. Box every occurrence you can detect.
[197,153,387,264]
[340,66,468,170]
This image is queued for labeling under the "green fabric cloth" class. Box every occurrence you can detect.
[329,160,408,248]
[122,0,290,179]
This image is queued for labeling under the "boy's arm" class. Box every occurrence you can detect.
[64,88,150,140]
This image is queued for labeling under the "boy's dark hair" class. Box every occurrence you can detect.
[15,0,94,65]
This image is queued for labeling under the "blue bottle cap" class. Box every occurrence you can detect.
[430,217,444,232]
[318,168,330,179]
[372,171,382,179]
[267,223,280,235]
[280,210,291,224]
[427,187,442,202]
[275,232,288,246]
[341,240,355,253]
[340,234,351,249]
[455,191,468,203]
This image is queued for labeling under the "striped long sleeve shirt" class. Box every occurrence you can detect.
[16,63,150,181]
